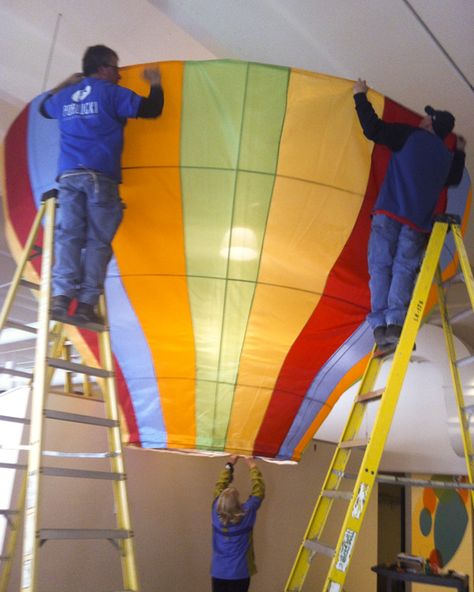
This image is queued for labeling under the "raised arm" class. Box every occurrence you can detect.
[353,78,413,152]
[137,66,164,118]
[213,455,239,499]
[244,457,265,500]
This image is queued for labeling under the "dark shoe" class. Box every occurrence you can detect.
[385,324,403,345]
[72,302,103,325]
[51,295,71,321]
[373,326,388,348]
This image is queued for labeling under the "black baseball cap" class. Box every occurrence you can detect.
[424,105,455,139]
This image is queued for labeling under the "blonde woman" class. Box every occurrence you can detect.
[211,456,265,592]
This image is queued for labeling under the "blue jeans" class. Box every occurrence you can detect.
[367,214,427,329]
[53,170,124,305]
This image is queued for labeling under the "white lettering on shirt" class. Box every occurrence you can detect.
[62,101,99,117]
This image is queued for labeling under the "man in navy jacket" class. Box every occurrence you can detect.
[353,78,466,350]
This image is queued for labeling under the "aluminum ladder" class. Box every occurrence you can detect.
[0,190,139,592]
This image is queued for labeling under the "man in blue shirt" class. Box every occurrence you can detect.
[40,44,164,324]
[353,79,466,351]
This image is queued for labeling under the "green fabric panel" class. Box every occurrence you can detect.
[225,171,275,281]
[181,61,248,169]
[239,63,289,173]
[181,168,236,278]
[180,60,290,448]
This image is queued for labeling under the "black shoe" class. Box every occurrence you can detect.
[51,295,71,321]
[373,326,388,348]
[385,324,403,345]
[72,302,103,325]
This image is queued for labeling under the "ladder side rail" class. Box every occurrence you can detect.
[97,294,139,591]
[436,266,474,506]
[284,353,385,592]
[322,221,449,591]
[0,471,27,592]
[20,198,56,592]
[451,224,474,310]
[0,203,46,332]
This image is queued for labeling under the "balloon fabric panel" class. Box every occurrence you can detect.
[1,60,470,460]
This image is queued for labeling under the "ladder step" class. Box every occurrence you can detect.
[456,355,474,368]
[303,538,335,558]
[339,439,369,449]
[357,388,385,402]
[44,409,118,428]
[441,272,465,288]
[19,279,40,290]
[0,462,27,470]
[4,319,37,334]
[322,489,353,501]
[59,314,106,332]
[41,467,125,480]
[449,309,474,324]
[39,528,131,541]
[463,404,474,417]
[47,358,113,378]
[0,367,33,379]
[0,414,30,424]
[0,509,19,516]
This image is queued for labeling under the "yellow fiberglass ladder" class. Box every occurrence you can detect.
[0,190,139,592]
[285,214,474,592]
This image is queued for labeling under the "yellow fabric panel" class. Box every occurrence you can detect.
[277,71,382,193]
[121,61,184,168]
[225,384,273,454]
[258,176,364,290]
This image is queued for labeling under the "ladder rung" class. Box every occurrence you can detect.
[19,279,40,290]
[339,439,369,449]
[441,272,465,288]
[42,450,120,459]
[0,509,19,516]
[463,404,474,416]
[4,320,37,334]
[59,315,106,332]
[39,528,131,541]
[322,489,353,501]
[44,409,118,428]
[357,388,385,402]
[47,358,113,378]
[0,414,29,424]
[0,367,33,379]
[456,355,474,368]
[0,462,27,470]
[303,538,335,558]
[41,467,125,480]
[449,309,474,324]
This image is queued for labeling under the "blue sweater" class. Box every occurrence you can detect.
[211,466,265,580]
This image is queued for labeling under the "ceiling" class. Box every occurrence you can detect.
[0,0,473,383]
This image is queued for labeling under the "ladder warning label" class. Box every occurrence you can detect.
[327,582,341,592]
[336,528,357,572]
[352,483,369,519]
